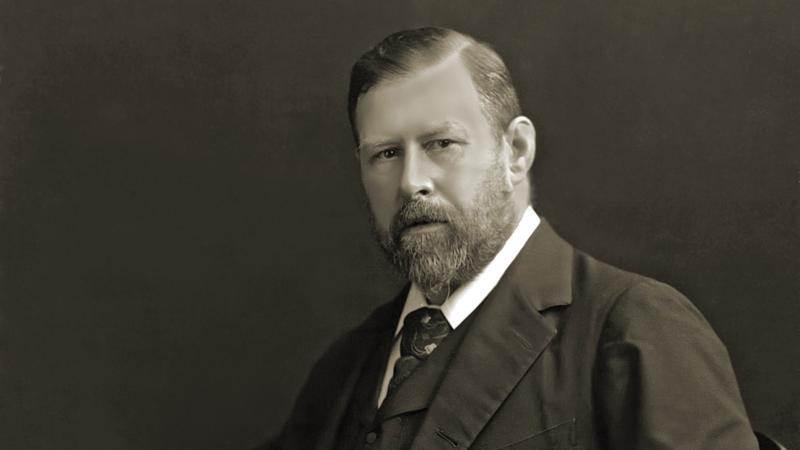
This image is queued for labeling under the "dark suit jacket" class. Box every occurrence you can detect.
[267,220,758,450]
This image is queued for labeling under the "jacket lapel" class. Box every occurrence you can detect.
[410,219,575,450]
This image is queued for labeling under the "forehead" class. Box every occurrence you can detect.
[355,55,488,141]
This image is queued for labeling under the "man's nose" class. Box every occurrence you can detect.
[399,146,434,199]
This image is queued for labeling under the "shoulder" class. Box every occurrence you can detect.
[571,249,652,305]
[569,249,705,325]
[527,221,711,340]
[567,251,731,369]
[602,277,712,339]
[557,246,726,356]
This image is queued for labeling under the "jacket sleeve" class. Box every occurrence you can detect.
[594,280,758,450]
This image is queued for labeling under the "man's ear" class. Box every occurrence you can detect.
[503,116,536,186]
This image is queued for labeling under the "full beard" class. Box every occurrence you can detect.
[373,161,516,299]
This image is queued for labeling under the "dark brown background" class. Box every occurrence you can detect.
[1,0,797,449]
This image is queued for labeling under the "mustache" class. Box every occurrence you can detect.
[390,200,453,241]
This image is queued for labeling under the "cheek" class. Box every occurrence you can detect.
[435,167,485,209]
[362,174,399,228]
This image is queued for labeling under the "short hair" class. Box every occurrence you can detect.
[347,27,521,143]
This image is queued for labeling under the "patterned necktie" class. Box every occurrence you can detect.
[387,307,453,395]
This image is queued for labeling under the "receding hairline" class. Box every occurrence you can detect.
[353,41,500,141]
[348,27,521,144]
[377,33,473,77]
[354,49,479,117]
[354,35,474,103]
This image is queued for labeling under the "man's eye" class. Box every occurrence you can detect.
[375,148,399,160]
[429,139,455,150]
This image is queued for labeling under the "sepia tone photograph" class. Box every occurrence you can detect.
[1,1,797,449]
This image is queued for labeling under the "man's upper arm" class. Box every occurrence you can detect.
[594,279,758,450]
[260,328,362,450]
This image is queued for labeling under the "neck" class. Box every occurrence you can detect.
[510,180,532,224]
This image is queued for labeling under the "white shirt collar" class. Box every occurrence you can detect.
[394,206,540,336]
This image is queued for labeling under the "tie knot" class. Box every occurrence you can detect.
[400,308,452,359]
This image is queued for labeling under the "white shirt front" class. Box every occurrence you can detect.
[377,206,541,407]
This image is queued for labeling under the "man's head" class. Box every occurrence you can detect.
[349,27,536,301]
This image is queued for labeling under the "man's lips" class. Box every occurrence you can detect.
[401,220,448,234]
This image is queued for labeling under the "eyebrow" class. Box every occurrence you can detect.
[357,122,470,153]
[419,122,469,141]
[358,138,400,154]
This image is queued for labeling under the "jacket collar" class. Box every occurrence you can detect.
[508,218,574,312]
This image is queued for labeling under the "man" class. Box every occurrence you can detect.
[266,27,758,450]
